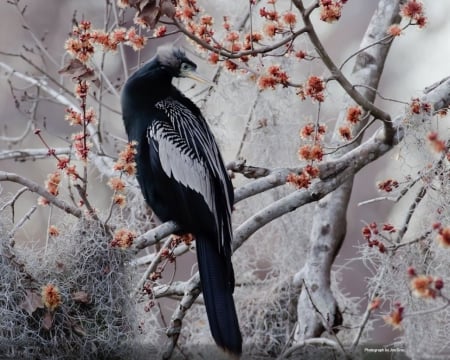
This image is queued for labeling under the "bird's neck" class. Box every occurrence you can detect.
[126,71,173,100]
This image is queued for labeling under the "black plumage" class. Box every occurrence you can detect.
[121,46,242,356]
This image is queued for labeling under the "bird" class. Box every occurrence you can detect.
[121,45,242,356]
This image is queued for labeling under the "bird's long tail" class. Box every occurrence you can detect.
[195,234,242,356]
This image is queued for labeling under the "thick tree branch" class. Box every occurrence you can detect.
[162,273,201,360]
[292,0,398,345]
[134,220,178,250]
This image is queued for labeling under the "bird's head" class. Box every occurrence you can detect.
[156,45,210,84]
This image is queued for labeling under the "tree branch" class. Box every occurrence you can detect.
[291,0,400,344]
[292,0,393,129]
[172,18,309,59]
[0,147,72,161]
[0,171,82,218]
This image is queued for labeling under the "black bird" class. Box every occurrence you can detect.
[121,46,242,356]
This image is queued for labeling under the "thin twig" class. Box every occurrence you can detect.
[90,60,120,99]
[112,1,129,79]
[350,268,388,351]
[44,205,53,258]
[358,176,421,207]
[353,84,409,105]
[0,116,33,144]
[404,297,450,318]
[8,205,37,238]
[388,230,431,251]
[133,236,173,298]
[396,185,427,242]
[131,243,190,267]
[235,89,261,160]
[0,51,122,116]
[172,18,309,59]
[74,183,99,221]
[12,1,60,68]
[292,0,392,128]
[0,187,28,220]
[325,115,375,154]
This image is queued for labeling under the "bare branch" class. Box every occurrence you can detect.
[132,243,190,267]
[162,273,201,359]
[0,116,34,144]
[396,185,427,242]
[0,186,27,216]
[234,167,296,203]
[153,281,186,299]
[358,175,421,206]
[404,297,450,318]
[293,0,402,344]
[8,205,37,238]
[0,60,79,109]
[227,159,271,179]
[292,0,393,134]
[279,337,345,359]
[172,18,309,59]
[387,230,432,251]
[112,1,129,79]
[350,269,387,351]
[0,171,82,218]
[133,236,173,297]
[133,220,179,250]
[0,60,118,182]
[11,0,60,68]
[0,147,72,161]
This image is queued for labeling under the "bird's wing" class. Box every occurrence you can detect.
[148,98,232,245]
[148,118,215,212]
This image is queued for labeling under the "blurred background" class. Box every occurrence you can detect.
[1,0,449,349]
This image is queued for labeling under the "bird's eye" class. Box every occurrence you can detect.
[180,62,190,72]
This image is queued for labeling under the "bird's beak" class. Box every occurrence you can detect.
[182,69,215,87]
